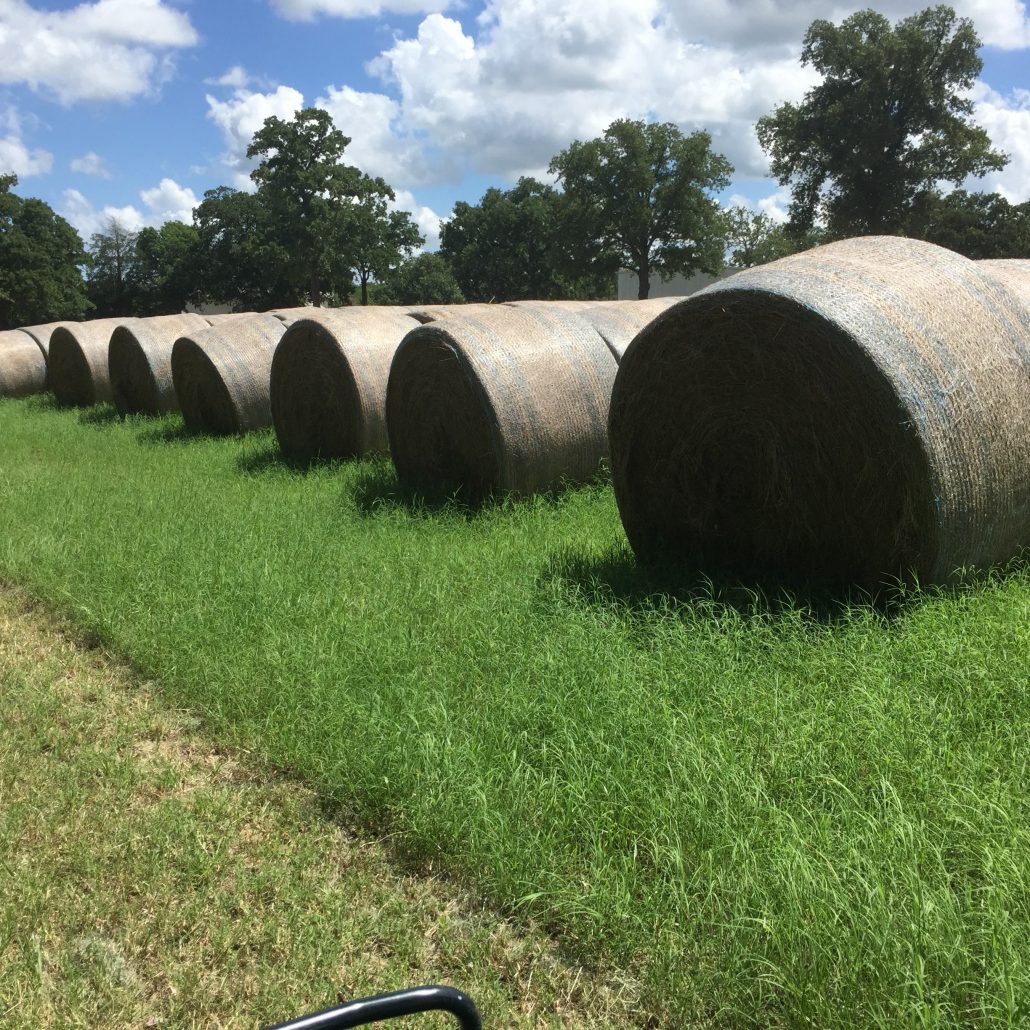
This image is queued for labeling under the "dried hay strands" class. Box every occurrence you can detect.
[171,314,287,435]
[978,259,1030,309]
[48,318,131,407]
[386,304,618,502]
[0,329,48,397]
[18,322,68,359]
[507,299,680,359]
[201,313,250,326]
[270,308,421,461]
[609,236,1030,587]
[108,313,211,416]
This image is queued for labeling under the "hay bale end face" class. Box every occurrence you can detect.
[609,236,1030,587]
[48,318,129,407]
[108,313,210,416]
[0,330,48,397]
[171,314,287,435]
[386,305,618,503]
[270,309,421,461]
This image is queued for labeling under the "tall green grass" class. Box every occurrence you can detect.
[2,395,1029,1027]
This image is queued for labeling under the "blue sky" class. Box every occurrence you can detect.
[1,0,1028,249]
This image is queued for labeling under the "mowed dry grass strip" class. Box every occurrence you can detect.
[0,587,641,1029]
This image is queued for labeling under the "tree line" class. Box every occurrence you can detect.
[2,4,1027,331]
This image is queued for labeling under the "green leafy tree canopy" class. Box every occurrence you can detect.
[349,175,424,305]
[0,174,90,329]
[549,119,732,300]
[247,107,362,306]
[756,5,1007,236]
[440,177,613,302]
[374,252,465,306]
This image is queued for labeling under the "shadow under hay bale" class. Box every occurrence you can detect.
[48,318,130,407]
[0,329,48,397]
[541,543,902,624]
[609,236,1030,588]
[108,313,211,417]
[171,314,286,435]
[386,305,617,505]
[270,309,422,463]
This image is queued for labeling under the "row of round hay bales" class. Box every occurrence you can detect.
[383,301,678,502]
[609,240,1030,587]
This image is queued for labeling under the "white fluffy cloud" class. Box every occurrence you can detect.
[365,4,815,182]
[668,0,1030,54]
[70,151,110,178]
[140,177,199,223]
[60,176,198,239]
[0,105,50,177]
[392,188,442,250]
[206,84,305,188]
[0,132,52,176]
[0,0,198,104]
[270,0,452,19]
[315,84,429,184]
[969,83,1030,202]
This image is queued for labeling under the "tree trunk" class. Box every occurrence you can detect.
[637,260,650,300]
[361,276,369,305]
[310,268,322,307]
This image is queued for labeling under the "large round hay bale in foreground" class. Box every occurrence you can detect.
[49,318,130,406]
[609,236,1030,587]
[0,330,47,397]
[108,313,211,416]
[171,314,287,435]
[271,308,421,461]
[979,259,1030,308]
[387,305,617,502]
[508,299,681,359]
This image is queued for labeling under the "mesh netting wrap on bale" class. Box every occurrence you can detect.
[201,313,252,326]
[979,260,1030,309]
[108,313,211,416]
[608,236,1030,587]
[18,322,67,359]
[49,318,131,407]
[507,299,681,359]
[271,308,422,461]
[386,305,618,503]
[171,314,287,435]
[0,330,48,397]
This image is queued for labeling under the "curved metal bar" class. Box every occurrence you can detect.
[264,984,482,1030]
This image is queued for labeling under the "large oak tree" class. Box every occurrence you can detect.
[756,5,1007,237]
[548,119,732,300]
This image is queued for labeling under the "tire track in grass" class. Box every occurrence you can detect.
[0,585,643,1029]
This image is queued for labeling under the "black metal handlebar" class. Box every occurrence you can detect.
[264,984,482,1030]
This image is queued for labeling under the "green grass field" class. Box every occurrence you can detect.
[2,395,1029,1027]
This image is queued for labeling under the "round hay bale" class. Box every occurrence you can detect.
[0,329,48,397]
[18,322,68,359]
[609,236,1030,587]
[49,318,131,407]
[386,305,618,502]
[171,314,287,435]
[508,299,680,359]
[201,313,249,326]
[108,313,211,416]
[270,308,421,461]
[979,259,1030,309]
